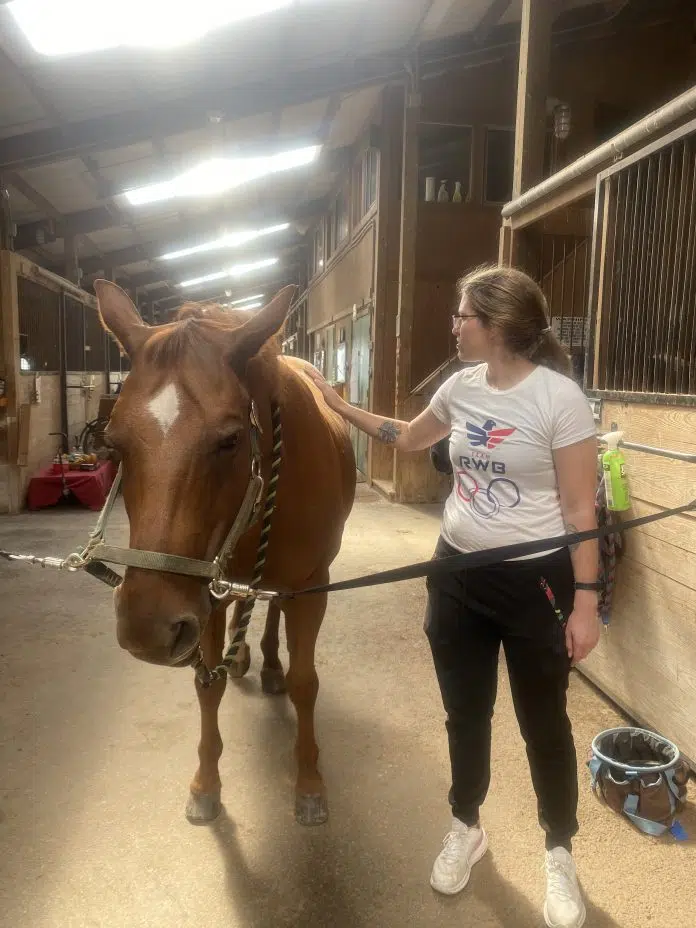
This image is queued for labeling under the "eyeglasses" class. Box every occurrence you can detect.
[452,314,478,328]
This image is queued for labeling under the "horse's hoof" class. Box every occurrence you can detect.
[261,667,286,695]
[186,791,221,824]
[295,793,328,826]
[226,644,251,679]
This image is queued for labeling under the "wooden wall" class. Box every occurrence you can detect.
[421,57,518,129]
[387,59,516,503]
[404,58,517,396]
[394,391,452,504]
[13,371,106,504]
[581,401,696,763]
[0,251,105,512]
[550,15,696,168]
[0,251,19,512]
[411,202,501,390]
[306,220,376,334]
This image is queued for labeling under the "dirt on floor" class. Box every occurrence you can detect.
[0,483,694,928]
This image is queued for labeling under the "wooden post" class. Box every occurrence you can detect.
[499,222,513,265]
[394,87,419,417]
[512,0,553,198]
[369,83,403,489]
[64,232,80,285]
[507,0,552,276]
[0,177,13,251]
[0,250,21,512]
[393,80,420,498]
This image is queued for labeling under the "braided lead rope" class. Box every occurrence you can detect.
[596,475,619,628]
[208,402,283,681]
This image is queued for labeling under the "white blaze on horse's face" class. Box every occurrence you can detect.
[147,382,180,437]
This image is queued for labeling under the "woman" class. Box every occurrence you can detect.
[306,265,599,928]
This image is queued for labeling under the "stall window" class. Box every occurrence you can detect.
[418,124,473,202]
[354,148,379,222]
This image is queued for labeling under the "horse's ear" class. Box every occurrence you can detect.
[94,280,149,357]
[228,285,297,365]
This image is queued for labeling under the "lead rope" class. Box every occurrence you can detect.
[197,402,282,686]
[596,469,622,628]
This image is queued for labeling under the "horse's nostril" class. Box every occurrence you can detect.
[169,617,200,662]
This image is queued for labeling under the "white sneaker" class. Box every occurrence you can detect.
[544,847,586,927]
[429,818,488,895]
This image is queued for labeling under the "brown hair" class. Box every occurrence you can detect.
[457,264,572,377]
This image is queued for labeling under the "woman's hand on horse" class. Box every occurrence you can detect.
[305,367,345,412]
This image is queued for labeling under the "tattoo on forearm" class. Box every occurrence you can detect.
[565,522,579,551]
[377,421,401,444]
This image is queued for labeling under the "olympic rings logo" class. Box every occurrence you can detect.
[456,471,521,518]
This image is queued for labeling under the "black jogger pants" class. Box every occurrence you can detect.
[424,536,579,851]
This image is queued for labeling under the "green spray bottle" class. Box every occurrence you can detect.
[601,430,631,511]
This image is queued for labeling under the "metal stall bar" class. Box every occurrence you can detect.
[604,427,696,463]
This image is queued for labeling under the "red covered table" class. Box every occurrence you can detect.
[27,460,118,512]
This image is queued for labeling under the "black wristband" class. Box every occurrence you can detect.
[574,581,601,591]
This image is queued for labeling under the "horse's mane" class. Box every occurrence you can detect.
[142,302,281,372]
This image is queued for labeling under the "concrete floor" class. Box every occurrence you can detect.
[1,484,695,928]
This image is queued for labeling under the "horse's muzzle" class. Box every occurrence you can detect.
[116,609,201,667]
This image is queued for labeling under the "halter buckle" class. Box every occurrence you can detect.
[208,578,276,602]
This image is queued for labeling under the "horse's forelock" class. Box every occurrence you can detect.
[141,307,280,373]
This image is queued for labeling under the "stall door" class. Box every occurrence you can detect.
[349,311,371,477]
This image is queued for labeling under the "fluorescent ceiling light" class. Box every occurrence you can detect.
[124,146,320,206]
[179,257,278,289]
[160,224,289,261]
[7,0,292,56]
[227,293,265,306]
[223,301,263,311]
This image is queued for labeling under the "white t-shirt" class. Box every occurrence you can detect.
[429,363,597,559]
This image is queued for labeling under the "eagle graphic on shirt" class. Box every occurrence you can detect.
[466,419,516,451]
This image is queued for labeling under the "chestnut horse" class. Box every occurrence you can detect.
[94,281,356,825]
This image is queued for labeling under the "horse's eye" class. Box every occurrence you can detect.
[218,431,241,452]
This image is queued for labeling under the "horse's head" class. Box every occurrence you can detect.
[94,280,295,667]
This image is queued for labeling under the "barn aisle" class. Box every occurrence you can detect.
[1,485,694,928]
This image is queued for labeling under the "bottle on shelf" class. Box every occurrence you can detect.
[437,180,449,202]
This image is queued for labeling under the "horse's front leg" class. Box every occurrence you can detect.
[186,606,227,824]
[281,591,327,826]
[260,600,286,695]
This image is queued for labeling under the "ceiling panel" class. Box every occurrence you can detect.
[279,97,332,138]
[87,226,138,252]
[326,85,382,149]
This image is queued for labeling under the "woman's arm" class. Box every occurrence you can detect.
[553,436,600,664]
[305,367,450,453]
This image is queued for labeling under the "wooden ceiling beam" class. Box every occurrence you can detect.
[0,18,543,172]
[14,204,117,249]
[473,0,513,45]
[0,49,412,171]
